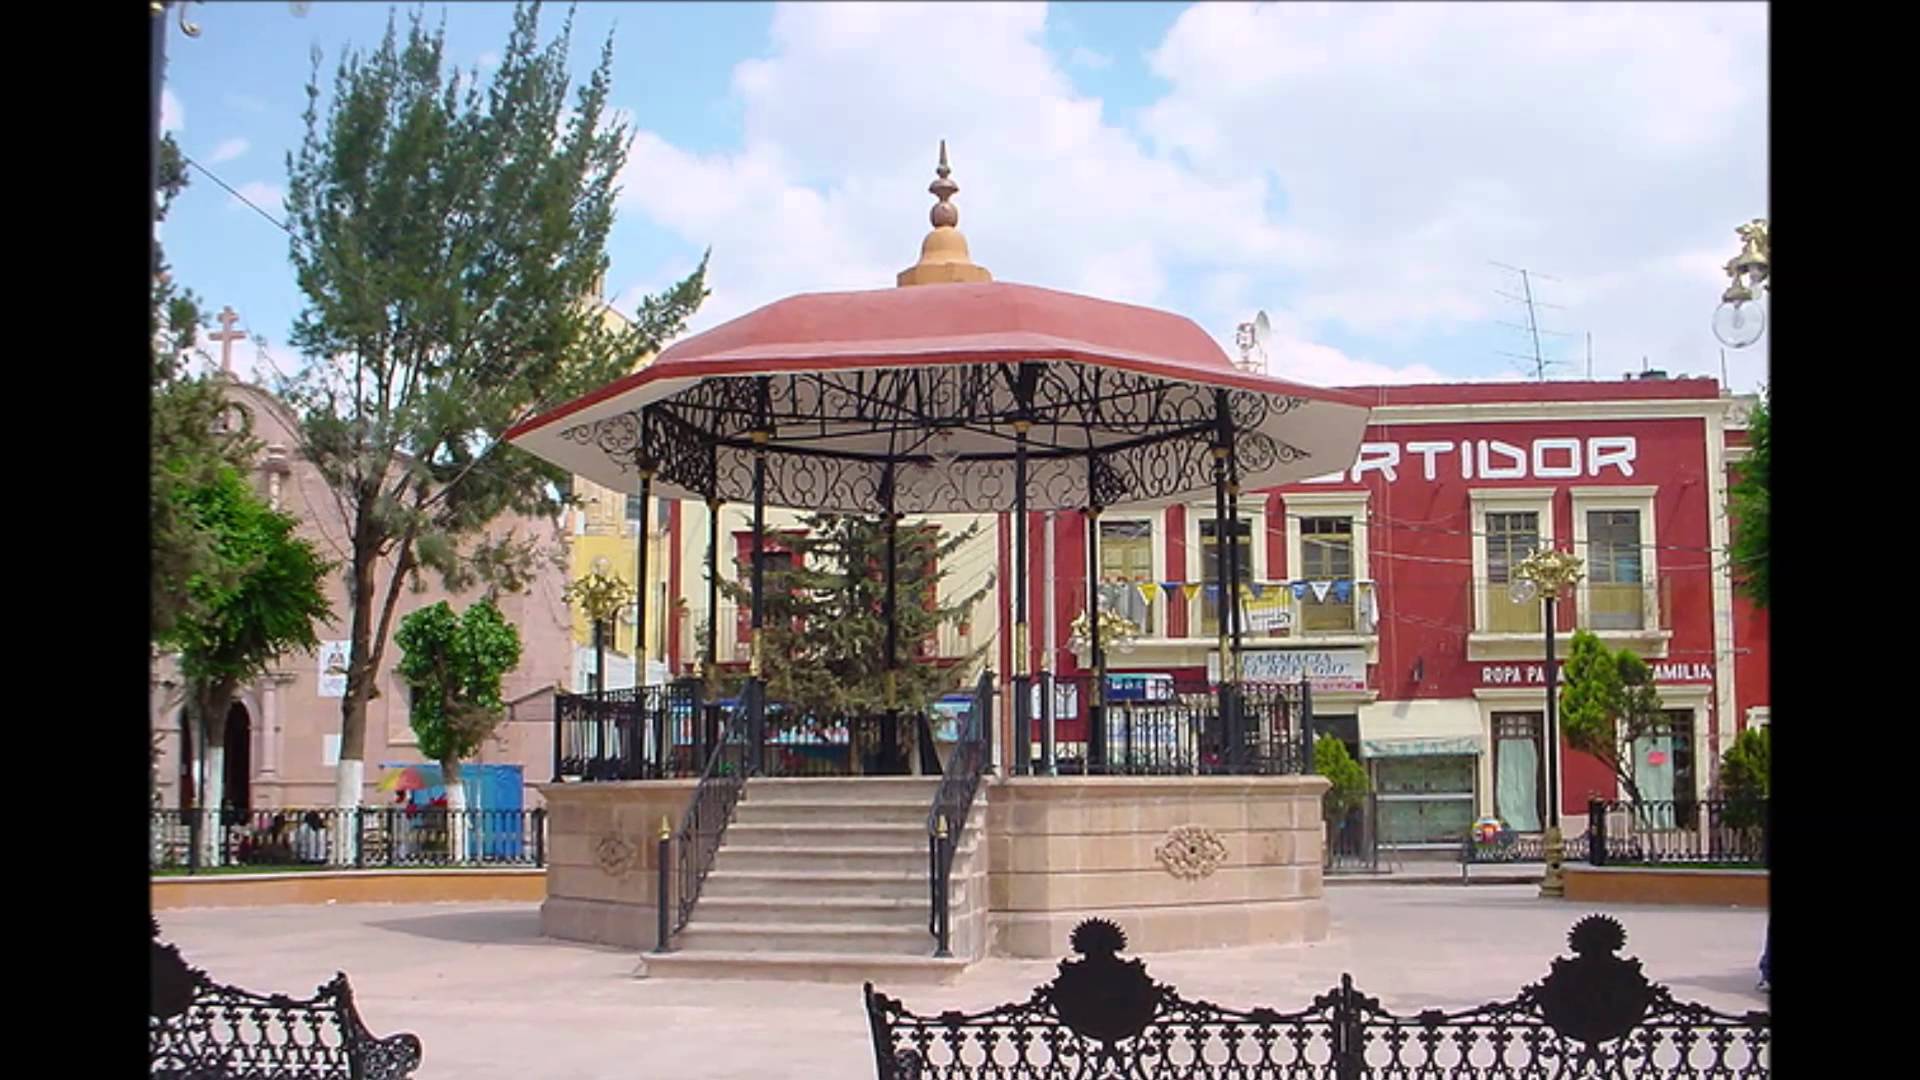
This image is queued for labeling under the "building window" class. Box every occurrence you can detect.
[1631,709,1697,828]
[1198,517,1253,635]
[1492,712,1545,833]
[625,493,645,527]
[1299,516,1356,632]
[1586,510,1645,630]
[1485,511,1542,634]
[1098,519,1157,634]
[1373,754,1477,847]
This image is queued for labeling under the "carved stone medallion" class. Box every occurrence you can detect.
[1154,824,1228,880]
[594,833,639,878]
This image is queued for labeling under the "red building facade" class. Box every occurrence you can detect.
[999,377,1767,848]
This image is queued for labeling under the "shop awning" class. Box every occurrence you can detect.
[1356,700,1483,758]
[1361,736,1481,759]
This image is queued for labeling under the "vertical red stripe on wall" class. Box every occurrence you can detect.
[666,499,681,674]
[997,511,1012,687]
[1266,493,1286,581]
[1165,505,1187,638]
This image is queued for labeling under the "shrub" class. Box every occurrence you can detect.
[1315,735,1369,823]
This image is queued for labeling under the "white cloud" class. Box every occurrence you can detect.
[209,137,250,164]
[225,93,267,114]
[610,2,1769,392]
[161,88,184,133]
[1140,0,1769,383]
[478,50,500,69]
[1067,45,1112,70]
[230,181,286,219]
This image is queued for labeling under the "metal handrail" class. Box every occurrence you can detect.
[657,682,751,951]
[927,668,994,957]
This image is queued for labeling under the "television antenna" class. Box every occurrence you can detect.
[1490,261,1578,382]
[1233,310,1271,374]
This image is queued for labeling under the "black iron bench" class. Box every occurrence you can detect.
[865,915,1769,1079]
[1457,827,1597,882]
[150,921,422,1079]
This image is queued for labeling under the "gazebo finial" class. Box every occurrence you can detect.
[898,140,992,287]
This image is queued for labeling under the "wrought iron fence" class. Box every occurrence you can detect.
[866,915,1769,1079]
[150,807,546,873]
[1036,676,1309,776]
[927,668,993,957]
[1326,792,1380,874]
[152,919,421,1079]
[1588,798,1768,866]
[554,680,706,781]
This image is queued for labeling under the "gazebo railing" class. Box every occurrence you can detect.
[553,680,704,781]
[1026,676,1309,776]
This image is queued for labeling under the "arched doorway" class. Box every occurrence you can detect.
[223,702,252,824]
[177,709,196,812]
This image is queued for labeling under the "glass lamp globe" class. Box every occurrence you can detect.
[1713,297,1766,349]
[1508,577,1539,605]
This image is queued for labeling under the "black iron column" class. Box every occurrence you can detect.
[748,377,771,766]
[1212,390,1242,769]
[704,493,721,760]
[883,464,901,775]
[1544,595,1560,830]
[636,463,660,774]
[1085,496,1106,774]
[635,463,652,689]
[1225,435,1245,676]
[1012,419,1031,775]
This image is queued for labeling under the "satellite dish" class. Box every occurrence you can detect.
[1253,310,1272,354]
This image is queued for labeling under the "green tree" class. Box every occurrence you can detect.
[394,600,523,841]
[152,132,257,640]
[277,3,706,813]
[1313,735,1369,824]
[157,466,335,852]
[1728,389,1769,607]
[1718,725,1770,828]
[718,514,990,769]
[1558,630,1666,809]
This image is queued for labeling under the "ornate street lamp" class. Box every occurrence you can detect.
[1712,219,1769,349]
[1508,546,1585,898]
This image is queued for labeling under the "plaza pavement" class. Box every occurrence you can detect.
[157,885,1767,1080]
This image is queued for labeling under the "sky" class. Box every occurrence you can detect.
[158,1,1770,393]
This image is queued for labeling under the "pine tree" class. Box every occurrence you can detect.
[718,513,989,758]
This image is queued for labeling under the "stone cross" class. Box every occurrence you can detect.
[209,306,246,377]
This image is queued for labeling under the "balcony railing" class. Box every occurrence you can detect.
[1477,578,1673,636]
[1079,580,1378,645]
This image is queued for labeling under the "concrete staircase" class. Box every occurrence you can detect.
[639,777,982,984]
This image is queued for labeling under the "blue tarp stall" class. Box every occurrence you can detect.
[384,762,527,860]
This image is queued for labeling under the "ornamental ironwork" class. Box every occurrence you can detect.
[554,363,1316,511]
[865,914,1770,1079]
[151,920,422,1079]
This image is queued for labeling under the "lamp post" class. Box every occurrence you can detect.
[1508,546,1585,898]
[1712,219,1769,350]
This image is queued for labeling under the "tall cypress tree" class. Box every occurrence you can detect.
[278,3,707,815]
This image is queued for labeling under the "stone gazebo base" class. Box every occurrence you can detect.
[987,775,1329,957]
[538,773,1330,960]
